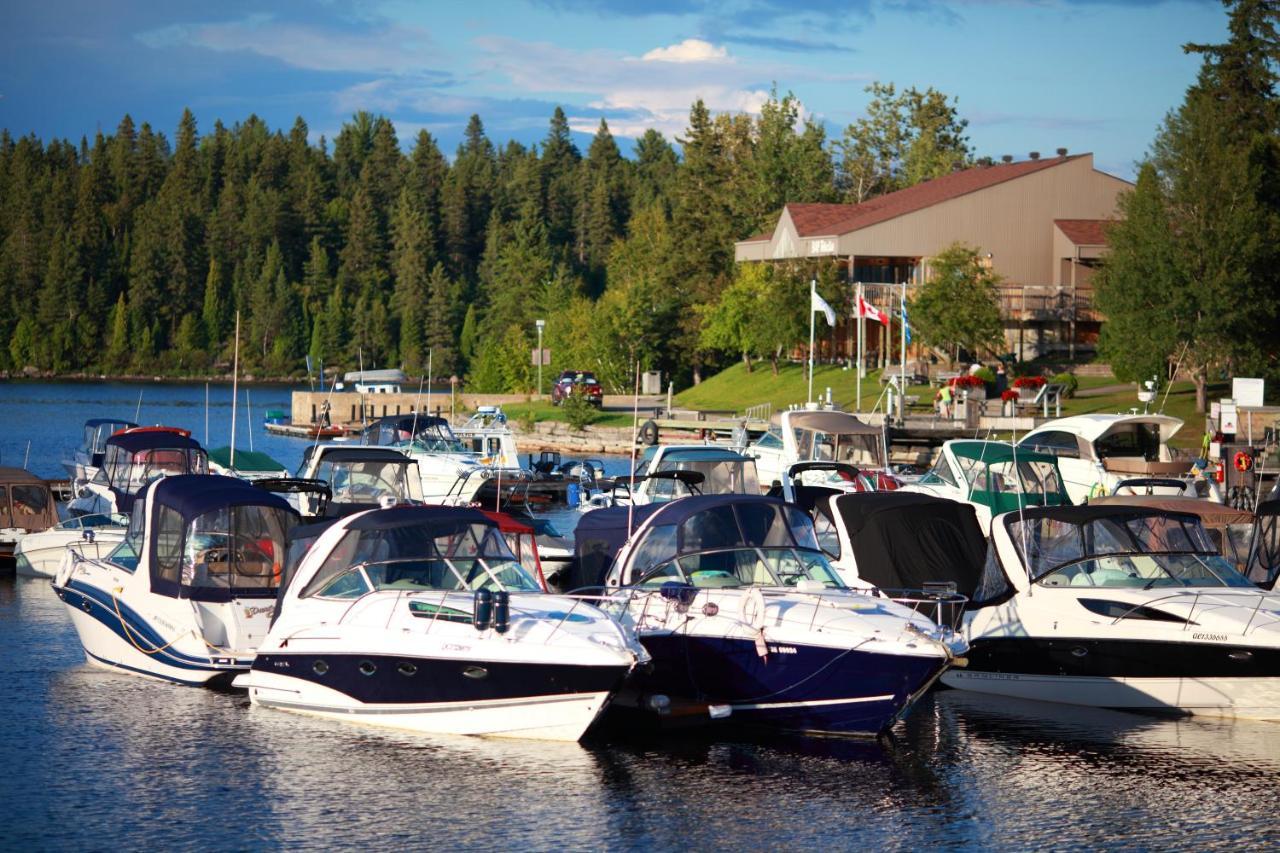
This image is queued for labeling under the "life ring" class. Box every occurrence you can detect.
[1234,451,1254,473]
[639,419,659,446]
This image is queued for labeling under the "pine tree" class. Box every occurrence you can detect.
[202,256,227,351]
[541,107,581,251]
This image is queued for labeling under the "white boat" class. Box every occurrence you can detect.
[62,418,136,482]
[0,467,60,561]
[454,406,521,469]
[66,427,207,518]
[207,447,290,482]
[899,439,1071,532]
[236,505,647,741]
[52,474,299,685]
[294,445,425,515]
[746,409,900,493]
[14,512,126,578]
[1017,413,1206,504]
[613,445,761,506]
[339,369,407,394]
[807,490,986,600]
[943,503,1280,719]
[360,415,488,502]
[570,494,968,735]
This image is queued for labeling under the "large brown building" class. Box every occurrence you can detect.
[734,153,1131,361]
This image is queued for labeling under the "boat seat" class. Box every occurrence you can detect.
[1070,568,1138,587]
[689,571,742,589]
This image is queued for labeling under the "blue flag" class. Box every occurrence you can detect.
[901,293,912,345]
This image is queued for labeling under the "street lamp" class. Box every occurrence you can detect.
[535,319,546,398]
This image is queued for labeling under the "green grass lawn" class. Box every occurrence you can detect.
[669,361,1216,449]
[499,399,637,429]
[674,362,897,414]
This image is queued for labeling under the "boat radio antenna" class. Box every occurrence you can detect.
[230,311,240,470]
[134,389,144,423]
[410,370,426,440]
[627,360,641,537]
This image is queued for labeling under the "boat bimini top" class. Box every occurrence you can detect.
[92,429,208,511]
[579,494,839,591]
[129,474,298,602]
[975,504,1255,606]
[279,505,542,608]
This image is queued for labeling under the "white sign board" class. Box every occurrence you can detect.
[1233,377,1265,408]
[530,348,551,366]
[1220,399,1239,434]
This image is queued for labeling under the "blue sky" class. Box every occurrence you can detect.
[0,0,1226,178]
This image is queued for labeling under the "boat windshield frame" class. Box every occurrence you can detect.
[1035,550,1256,590]
[305,554,541,598]
[632,545,845,590]
[96,447,209,494]
[318,459,416,504]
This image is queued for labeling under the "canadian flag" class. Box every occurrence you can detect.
[856,291,889,325]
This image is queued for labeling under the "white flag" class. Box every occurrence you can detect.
[811,285,836,327]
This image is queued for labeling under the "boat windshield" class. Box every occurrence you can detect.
[106,500,148,572]
[635,546,844,589]
[1013,511,1255,588]
[318,459,415,504]
[300,520,539,597]
[793,427,883,468]
[403,422,470,454]
[1039,552,1255,589]
[151,504,295,594]
[56,512,127,530]
[955,455,1063,497]
[97,447,208,494]
[645,456,761,501]
[84,422,133,454]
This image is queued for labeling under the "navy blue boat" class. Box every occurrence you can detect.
[573,494,968,736]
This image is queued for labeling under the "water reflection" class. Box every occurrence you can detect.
[5,573,1280,849]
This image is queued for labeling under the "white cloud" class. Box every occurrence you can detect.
[138,14,441,76]
[469,36,826,137]
[641,38,728,63]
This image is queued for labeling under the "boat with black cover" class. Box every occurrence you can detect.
[944,503,1280,718]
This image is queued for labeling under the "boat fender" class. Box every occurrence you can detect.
[473,589,493,631]
[639,420,659,446]
[1234,451,1254,473]
[567,482,581,506]
[493,590,510,634]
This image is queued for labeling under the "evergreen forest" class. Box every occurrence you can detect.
[0,87,972,391]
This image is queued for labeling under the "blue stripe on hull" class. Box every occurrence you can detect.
[53,580,250,680]
[83,648,215,686]
[637,634,945,735]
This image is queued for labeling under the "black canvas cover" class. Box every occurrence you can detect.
[568,505,663,592]
[833,492,986,596]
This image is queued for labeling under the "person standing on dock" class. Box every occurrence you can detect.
[320,399,332,428]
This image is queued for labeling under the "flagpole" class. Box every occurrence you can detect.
[900,282,908,424]
[807,278,816,405]
[855,282,863,413]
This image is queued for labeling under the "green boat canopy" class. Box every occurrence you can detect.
[948,440,1059,466]
[207,447,289,474]
[948,440,1072,514]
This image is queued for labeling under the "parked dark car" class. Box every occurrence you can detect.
[551,370,604,407]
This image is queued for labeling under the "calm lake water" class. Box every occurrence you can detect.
[3,380,1280,849]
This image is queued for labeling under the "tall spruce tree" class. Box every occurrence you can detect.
[1097,0,1280,411]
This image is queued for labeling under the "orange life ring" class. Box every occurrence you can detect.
[1234,451,1254,473]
